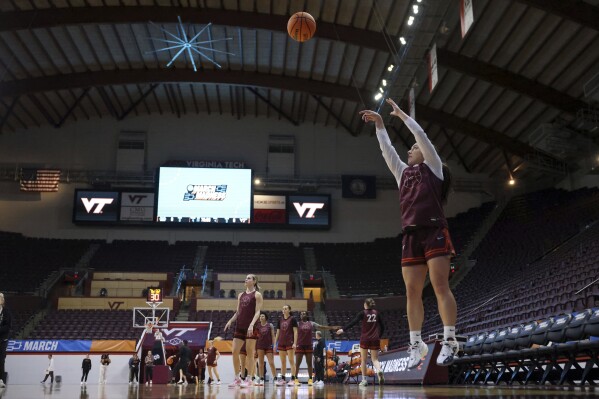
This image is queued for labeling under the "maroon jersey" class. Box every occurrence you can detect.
[206,347,217,365]
[277,316,298,346]
[400,163,447,229]
[343,309,385,341]
[236,291,257,330]
[297,321,318,346]
[196,353,206,368]
[257,322,274,348]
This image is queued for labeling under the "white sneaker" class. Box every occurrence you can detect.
[145,381,148,386]
[239,378,252,388]
[215,380,221,385]
[0,379,5,388]
[228,377,241,388]
[150,381,153,385]
[436,340,459,366]
[407,341,428,369]
[315,380,325,386]
[286,379,295,386]
[81,382,84,386]
[275,378,286,386]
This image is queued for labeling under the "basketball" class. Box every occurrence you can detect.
[287,12,316,42]
[326,369,336,378]
[367,368,375,377]
[326,349,333,358]
[327,359,336,368]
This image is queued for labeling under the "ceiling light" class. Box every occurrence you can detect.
[374,93,383,100]
[407,16,414,26]
[382,79,387,86]
[399,36,407,45]
[413,5,419,14]
[387,64,394,71]
[254,178,261,185]
[379,87,384,93]
[508,179,515,186]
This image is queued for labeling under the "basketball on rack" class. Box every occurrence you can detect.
[287,12,316,42]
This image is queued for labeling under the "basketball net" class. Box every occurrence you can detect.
[145,322,154,334]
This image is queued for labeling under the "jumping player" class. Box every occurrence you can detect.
[274,305,298,386]
[360,98,458,368]
[224,274,263,387]
[336,298,385,387]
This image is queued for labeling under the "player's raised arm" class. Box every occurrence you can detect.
[385,98,443,180]
[360,109,408,186]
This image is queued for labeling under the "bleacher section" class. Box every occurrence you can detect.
[89,240,197,272]
[204,242,304,273]
[0,232,92,293]
[312,202,495,298]
[29,310,138,340]
[422,187,599,338]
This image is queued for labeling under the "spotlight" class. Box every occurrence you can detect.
[254,178,261,185]
[382,79,387,86]
[413,5,419,14]
[399,36,407,45]
[387,64,394,71]
[407,16,414,26]
[374,93,383,100]
[508,179,515,186]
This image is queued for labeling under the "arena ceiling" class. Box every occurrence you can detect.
[0,0,598,185]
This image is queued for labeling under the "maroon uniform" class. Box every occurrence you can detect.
[256,322,274,353]
[376,118,455,267]
[277,316,298,351]
[235,291,259,340]
[206,347,218,367]
[296,321,319,353]
[343,309,385,350]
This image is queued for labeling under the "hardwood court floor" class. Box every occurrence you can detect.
[0,383,597,399]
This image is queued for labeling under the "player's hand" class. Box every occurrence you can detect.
[292,343,296,350]
[247,325,254,337]
[224,322,231,331]
[359,110,384,129]
[335,329,344,335]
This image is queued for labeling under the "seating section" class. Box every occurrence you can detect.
[89,240,197,272]
[204,242,304,273]
[0,232,92,293]
[312,202,495,298]
[452,308,599,385]
[422,187,599,338]
[28,310,139,340]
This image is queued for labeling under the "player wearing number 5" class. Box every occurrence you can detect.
[336,298,384,387]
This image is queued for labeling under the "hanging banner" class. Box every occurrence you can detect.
[428,43,438,93]
[408,87,416,119]
[460,0,474,38]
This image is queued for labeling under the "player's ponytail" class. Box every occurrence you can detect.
[249,274,260,292]
[441,163,452,204]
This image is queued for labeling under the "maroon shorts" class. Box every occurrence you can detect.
[277,344,294,352]
[360,340,380,350]
[256,347,274,354]
[234,326,259,340]
[401,226,455,267]
[295,345,313,354]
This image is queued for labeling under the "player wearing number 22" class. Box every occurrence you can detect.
[336,298,385,387]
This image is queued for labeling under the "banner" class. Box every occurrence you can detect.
[120,192,155,221]
[408,87,416,119]
[253,195,286,224]
[460,0,474,38]
[7,340,135,353]
[378,342,448,384]
[142,322,211,350]
[428,43,438,93]
[341,175,376,199]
